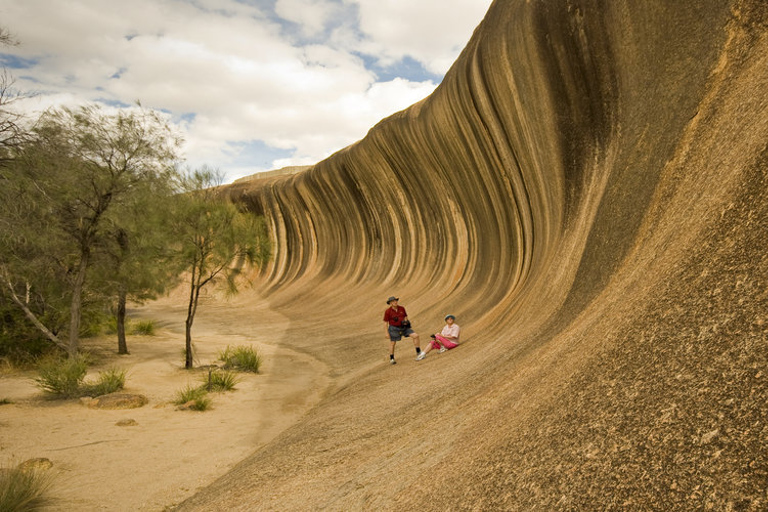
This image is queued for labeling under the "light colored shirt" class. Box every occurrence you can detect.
[441,323,460,339]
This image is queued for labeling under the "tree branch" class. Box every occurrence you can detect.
[3,269,68,351]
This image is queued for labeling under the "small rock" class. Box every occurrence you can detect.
[115,419,138,427]
[701,429,720,445]
[177,400,197,411]
[18,458,53,473]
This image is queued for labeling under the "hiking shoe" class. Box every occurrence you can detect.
[390,359,397,365]
[416,352,427,361]
[439,347,447,353]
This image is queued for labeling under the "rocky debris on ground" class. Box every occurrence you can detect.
[81,393,148,409]
[115,419,139,427]
[176,400,202,411]
[18,458,53,473]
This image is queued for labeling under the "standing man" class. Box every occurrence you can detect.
[383,296,421,364]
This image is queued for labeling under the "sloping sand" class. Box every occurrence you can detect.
[0,290,330,511]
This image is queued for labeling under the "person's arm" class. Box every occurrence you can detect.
[442,324,459,340]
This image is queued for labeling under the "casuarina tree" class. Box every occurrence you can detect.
[173,168,270,369]
[0,104,181,357]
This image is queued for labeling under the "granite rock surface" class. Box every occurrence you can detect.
[181,0,768,510]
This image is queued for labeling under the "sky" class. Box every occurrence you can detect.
[0,0,492,182]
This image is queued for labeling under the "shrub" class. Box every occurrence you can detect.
[130,320,156,336]
[219,345,261,373]
[200,369,239,392]
[174,385,210,411]
[83,367,126,397]
[34,355,88,398]
[0,461,55,511]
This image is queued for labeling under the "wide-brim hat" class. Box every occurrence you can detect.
[387,296,399,304]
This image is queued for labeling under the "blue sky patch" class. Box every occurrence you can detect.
[359,54,443,84]
[0,53,37,69]
[226,139,294,169]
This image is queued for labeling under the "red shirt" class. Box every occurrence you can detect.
[384,306,407,326]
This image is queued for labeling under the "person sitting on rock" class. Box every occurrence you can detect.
[383,296,422,364]
[416,314,460,360]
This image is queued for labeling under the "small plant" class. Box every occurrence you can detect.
[174,385,211,411]
[0,461,55,511]
[104,316,119,335]
[84,367,126,397]
[34,355,88,398]
[200,369,240,392]
[219,345,261,373]
[130,320,156,336]
[0,398,12,405]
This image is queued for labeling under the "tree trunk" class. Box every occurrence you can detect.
[68,253,89,358]
[185,277,198,369]
[117,286,128,355]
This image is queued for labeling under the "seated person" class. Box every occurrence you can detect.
[416,314,459,360]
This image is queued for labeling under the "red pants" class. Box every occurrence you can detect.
[430,334,458,350]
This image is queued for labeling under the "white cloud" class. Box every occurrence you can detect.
[0,0,491,182]
[275,0,343,38]
[343,0,491,75]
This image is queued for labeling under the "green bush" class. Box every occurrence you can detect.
[83,367,126,397]
[219,345,261,373]
[129,320,156,336]
[0,462,54,511]
[200,369,239,392]
[34,355,88,398]
[78,309,110,338]
[174,385,210,411]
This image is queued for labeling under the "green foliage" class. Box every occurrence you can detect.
[0,103,182,357]
[83,367,126,397]
[173,168,271,369]
[34,354,127,398]
[78,308,110,338]
[104,317,156,336]
[200,369,240,392]
[0,461,55,512]
[219,345,262,374]
[130,320,156,336]
[34,354,88,398]
[174,385,211,411]
[0,302,50,365]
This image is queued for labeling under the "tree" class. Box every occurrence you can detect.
[95,179,182,354]
[174,168,270,369]
[0,26,25,161]
[0,104,181,357]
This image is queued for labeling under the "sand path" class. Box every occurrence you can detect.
[0,290,331,511]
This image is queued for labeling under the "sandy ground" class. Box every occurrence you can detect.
[0,291,331,511]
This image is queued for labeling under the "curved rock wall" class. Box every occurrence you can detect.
[200,0,768,509]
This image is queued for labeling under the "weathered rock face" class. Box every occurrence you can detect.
[192,0,768,510]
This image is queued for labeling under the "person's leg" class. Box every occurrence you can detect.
[410,332,421,353]
[435,334,458,349]
[388,326,400,364]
